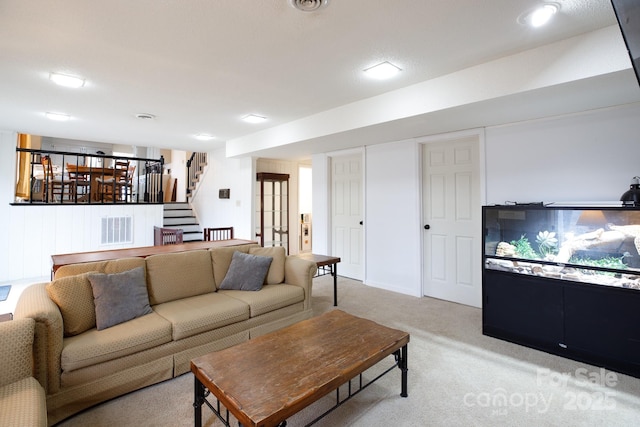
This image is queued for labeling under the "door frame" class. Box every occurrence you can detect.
[327,148,365,281]
[417,128,487,303]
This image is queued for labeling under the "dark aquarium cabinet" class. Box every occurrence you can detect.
[482,204,640,378]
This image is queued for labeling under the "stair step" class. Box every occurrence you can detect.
[183,231,203,242]
[164,216,198,225]
[163,209,195,218]
[162,201,202,239]
[163,224,201,233]
[163,202,190,210]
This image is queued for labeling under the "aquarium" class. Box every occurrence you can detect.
[483,205,640,290]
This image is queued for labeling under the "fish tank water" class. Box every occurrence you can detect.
[483,205,640,290]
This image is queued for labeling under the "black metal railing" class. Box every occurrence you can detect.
[186,152,207,200]
[15,148,165,205]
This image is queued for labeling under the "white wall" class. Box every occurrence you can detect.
[191,147,254,241]
[485,103,640,204]
[169,150,187,202]
[7,204,161,280]
[309,102,640,299]
[364,140,423,297]
[311,153,330,255]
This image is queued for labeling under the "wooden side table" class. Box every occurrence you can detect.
[293,253,341,306]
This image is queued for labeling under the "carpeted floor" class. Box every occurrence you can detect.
[56,275,640,427]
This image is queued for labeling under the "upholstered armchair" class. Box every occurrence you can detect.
[0,318,47,427]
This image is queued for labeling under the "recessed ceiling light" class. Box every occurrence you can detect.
[242,114,267,124]
[45,112,71,121]
[49,72,85,88]
[519,3,559,28]
[194,133,215,141]
[364,61,402,80]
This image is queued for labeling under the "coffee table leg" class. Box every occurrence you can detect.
[194,376,204,427]
[399,344,408,397]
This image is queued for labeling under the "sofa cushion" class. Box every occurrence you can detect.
[88,267,153,330]
[219,284,305,317]
[249,246,286,284]
[210,244,258,287]
[46,272,97,336]
[61,312,172,372]
[219,251,272,291]
[146,250,216,305]
[153,293,250,340]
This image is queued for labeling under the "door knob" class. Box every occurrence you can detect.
[424,224,430,230]
[359,221,363,225]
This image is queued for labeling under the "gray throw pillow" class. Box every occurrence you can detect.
[88,267,152,330]
[219,251,273,291]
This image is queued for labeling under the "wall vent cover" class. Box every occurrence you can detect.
[101,216,133,245]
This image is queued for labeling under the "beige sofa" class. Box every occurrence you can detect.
[14,243,317,425]
[0,317,48,427]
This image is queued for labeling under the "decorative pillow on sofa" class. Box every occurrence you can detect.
[87,267,152,330]
[248,246,286,284]
[219,251,273,291]
[46,272,97,336]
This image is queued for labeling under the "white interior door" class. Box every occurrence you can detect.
[422,135,482,307]
[332,154,363,280]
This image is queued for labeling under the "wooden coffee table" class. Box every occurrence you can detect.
[191,310,409,427]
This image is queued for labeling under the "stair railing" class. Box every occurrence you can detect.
[15,148,164,204]
[186,152,207,200]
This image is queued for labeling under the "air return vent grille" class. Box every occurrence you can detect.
[101,216,133,245]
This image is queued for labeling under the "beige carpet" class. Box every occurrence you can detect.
[56,275,640,426]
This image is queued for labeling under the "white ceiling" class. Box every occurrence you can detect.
[0,0,635,159]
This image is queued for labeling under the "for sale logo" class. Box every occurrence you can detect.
[537,367,617,411]
[463,367,617,416]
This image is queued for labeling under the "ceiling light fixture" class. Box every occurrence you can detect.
[49,72,85,88]
[364,61,402,80]
[518,3,559,28]
[289,0,329,12]
[45,112,71,121]
[242,114,267,124]
[194,133,215,141]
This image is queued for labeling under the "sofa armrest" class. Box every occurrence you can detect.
[0,317,35,388]
[14,282,64,394]
[283,257,317,310]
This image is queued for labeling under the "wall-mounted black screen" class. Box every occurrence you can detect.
[611,0,640,87]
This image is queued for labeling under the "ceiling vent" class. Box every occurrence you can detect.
[135,113,156,120]
[289,0,328,12]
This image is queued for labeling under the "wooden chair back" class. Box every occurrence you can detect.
[40,156,74,202]
[154,226,184,245]
[203,227,234,241]
[113,160,130,183]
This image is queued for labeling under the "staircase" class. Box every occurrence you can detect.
[187,152,207,203]
[162,202,202,242]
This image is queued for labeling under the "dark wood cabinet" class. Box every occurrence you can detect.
[256,173,289,253]
[482,205,640,378]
